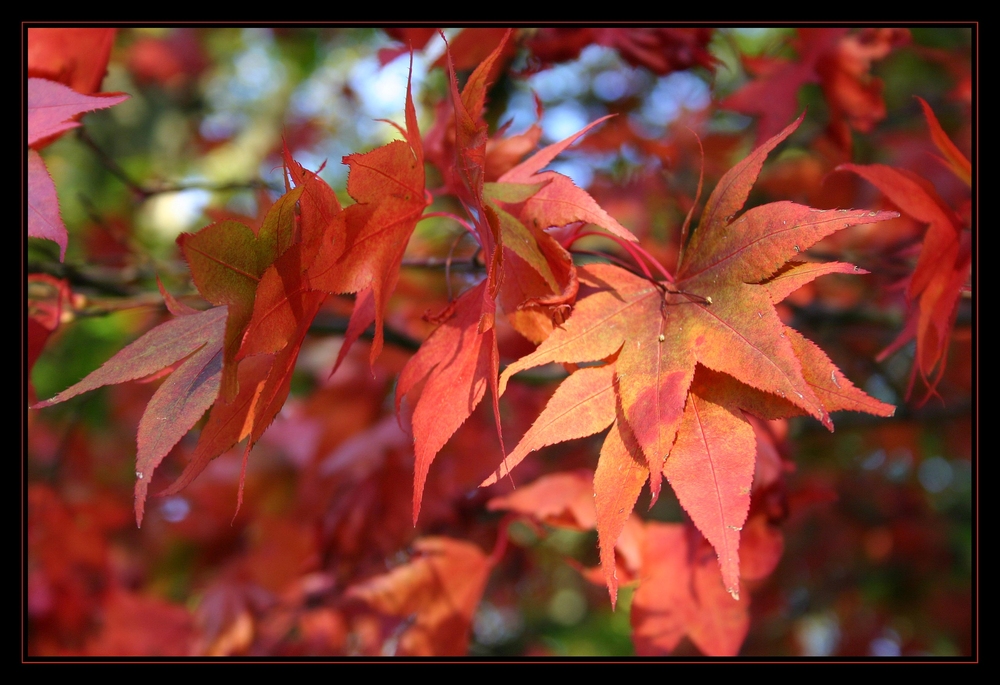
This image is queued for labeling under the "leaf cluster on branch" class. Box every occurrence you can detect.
[27,26,973,657]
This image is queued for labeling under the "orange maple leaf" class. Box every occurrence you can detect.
[488,115,896,603]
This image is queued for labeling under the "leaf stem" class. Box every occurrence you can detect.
[418,211,477,235]
[570,231,674,283]
[676,127,706,269]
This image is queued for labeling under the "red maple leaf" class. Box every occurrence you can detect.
[396,32,643,524]
[306,54,428,370]
[161,152,337,513]
[177,185,304,401]
[488,114,896,603]
[27,78,129,260]
[838,98,971,403]
[34,149,340,524]
[393,33,517,525]
[33,304,227,523]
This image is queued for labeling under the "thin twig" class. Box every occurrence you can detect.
[77,129,282,199]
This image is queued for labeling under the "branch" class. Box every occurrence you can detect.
[77,129,282,199]
[308,311,422,352]
[28,259,148,297]
[399,255,484,272]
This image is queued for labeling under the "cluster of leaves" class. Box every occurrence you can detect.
[27,27,972,657]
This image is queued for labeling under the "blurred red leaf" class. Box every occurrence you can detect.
[27,274,71,394]
[722,28,908,152]
[346,537,495,656]
[488,468,597,530]
[379,28,438,66]
[27,28,116,95]
[432,28,516,72]
[631,521,750,656]
[84,589,194,656]
[126,29,208,88]
[526,28,717,75]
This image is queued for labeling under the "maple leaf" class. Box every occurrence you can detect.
[33,305,227,524]
[838,98,971,402]
[491,114,896,600]
[487,468,598,530]
[177,185,303,401]
[27,150,69,262]
[497,115,638,244]
[27,78,129,260]
[395,281,499,524]
[161,154,336,511]
[306,53,427,369]
[392,34,518,524]
[35,150,338,523]
[396,33,642,526]
[28,77,128,150]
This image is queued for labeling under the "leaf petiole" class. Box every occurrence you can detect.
[569,230,675,283]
